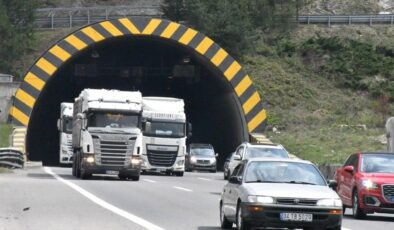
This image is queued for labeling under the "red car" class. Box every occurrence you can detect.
[335,152,394,219]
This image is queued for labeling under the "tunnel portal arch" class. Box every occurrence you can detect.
[9,17,267,165]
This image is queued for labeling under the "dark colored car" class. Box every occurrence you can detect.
[186,143,217,172]
[224,152,235,180]
[335,152,394,219]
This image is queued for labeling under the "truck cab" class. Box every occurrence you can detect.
[141,97,189,176]
[57,103,73,164]
[72,89,143,180]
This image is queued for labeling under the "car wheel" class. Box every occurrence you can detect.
[220,202,232,229]
[227,171,231,181]
[352,190,366,219]
[224,173,227,180]
[236,203,251,230]
[119,174,128,180]
[326,226,341,230]
[343,205,346,213]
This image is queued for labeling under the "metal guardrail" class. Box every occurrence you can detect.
[0,148,24,169]
[35,5,162,29]
[298,14,394,27]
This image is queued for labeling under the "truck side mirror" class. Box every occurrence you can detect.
[57,119,61,131]
[76,113,84,120]
[145,121,152,133]
[187,122,192,138]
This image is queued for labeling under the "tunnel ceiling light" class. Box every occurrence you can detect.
[91,49,100,58]
[182,56,191,64]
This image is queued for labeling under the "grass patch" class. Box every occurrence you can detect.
[0,123,13,148]
[268,127,386,164]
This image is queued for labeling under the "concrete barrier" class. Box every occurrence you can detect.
[0,82,20,122]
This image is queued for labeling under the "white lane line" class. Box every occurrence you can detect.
[143,179,156,183]
[173,186,193,192]
[197,177,211,181]
[44,167,164,230]
[342,227,352,230]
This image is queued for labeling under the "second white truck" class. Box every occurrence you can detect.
[57,103,74,164]
[141,97,190,176]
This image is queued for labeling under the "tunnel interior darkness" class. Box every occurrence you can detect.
[27,36,248,166]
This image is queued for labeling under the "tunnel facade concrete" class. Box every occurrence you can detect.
[9,17,266,165]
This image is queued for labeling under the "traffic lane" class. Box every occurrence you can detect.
[342,209,394,230]
[50,167,224,230]
[0,164,145,230]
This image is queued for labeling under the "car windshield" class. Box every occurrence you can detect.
[62,117,73,134]
[191,148,214,156]
[144,121,185,138]
[245,161,326,185]
[245,147,288,158]
[88,111,139,129]
[361,154,394,173]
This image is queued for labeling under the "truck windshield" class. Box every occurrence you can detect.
[62,117,73,134]
[143,121,185,138]
[88,112,139,129]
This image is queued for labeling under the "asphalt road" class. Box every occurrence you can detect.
[1,162,394,230]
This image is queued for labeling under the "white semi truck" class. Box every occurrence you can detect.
[72,89,143,180]
[141,97,190,176]
[57,103,74,164]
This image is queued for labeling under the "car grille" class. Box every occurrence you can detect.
[276,198,318,206]
[96,139,134,166]
[196,159,210,165]
[147,150,177,167]
[382,185,394,202]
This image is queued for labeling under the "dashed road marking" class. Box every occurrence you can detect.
[173,186,193,192]
[44,167,164,230]
[197,177,211,181]
[143,179,157,183]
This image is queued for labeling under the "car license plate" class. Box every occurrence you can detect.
[280,213,313,222]
[106,170,119,175]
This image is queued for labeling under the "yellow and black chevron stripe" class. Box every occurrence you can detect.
[9,17,267,133]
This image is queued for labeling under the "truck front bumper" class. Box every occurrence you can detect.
[140,156,185,172]
[82,162,141,176]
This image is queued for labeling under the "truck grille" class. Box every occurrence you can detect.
[196,159,210,165]
[382,185,394,202]
[67,139,73,152]
[96,140,134,166]
[276,198,317,206]
[147,150,177,167]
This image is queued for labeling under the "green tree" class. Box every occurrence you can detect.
[0,0,36,75]
[162,0,300,55]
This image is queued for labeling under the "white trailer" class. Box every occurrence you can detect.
[57,103,73,164]
[72,89,143,180]
[141,97,190,176]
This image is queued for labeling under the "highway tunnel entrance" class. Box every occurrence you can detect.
[9,17,266,166]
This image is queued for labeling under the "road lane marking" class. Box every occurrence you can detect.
[44,167,165,230]
[197,177,211,181]
[143,179,156,183]
[173,186,193,192]
[342,228,352,230]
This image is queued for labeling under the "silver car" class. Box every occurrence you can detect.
[220,158,342,230]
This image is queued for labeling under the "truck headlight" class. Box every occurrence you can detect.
[131,157,141,165]
[177,160,185,166]
[85,155,95,163]
[247,196,274,204]
[362,180,378,189]
[317,198,342,207]
[190,156,197,163]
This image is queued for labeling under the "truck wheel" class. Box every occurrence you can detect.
[175,172,184,177]
[76,152,81,178]
[72,153,76,177]
[210,169,217,173]
[80,170,92,180]
[130,175,140,181]
[119,174,128,180]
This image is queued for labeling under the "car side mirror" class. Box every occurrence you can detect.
[233,155,241,161]
[328,180,338,190]
[57,119,61,131]
[344,165,354,174]
[229,176,242,184]
[215,153,219,158]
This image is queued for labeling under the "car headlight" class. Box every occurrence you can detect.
[190,156,197,163]
[317,199,342,207]
[362,180,378,189]
[247,196,274,204]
